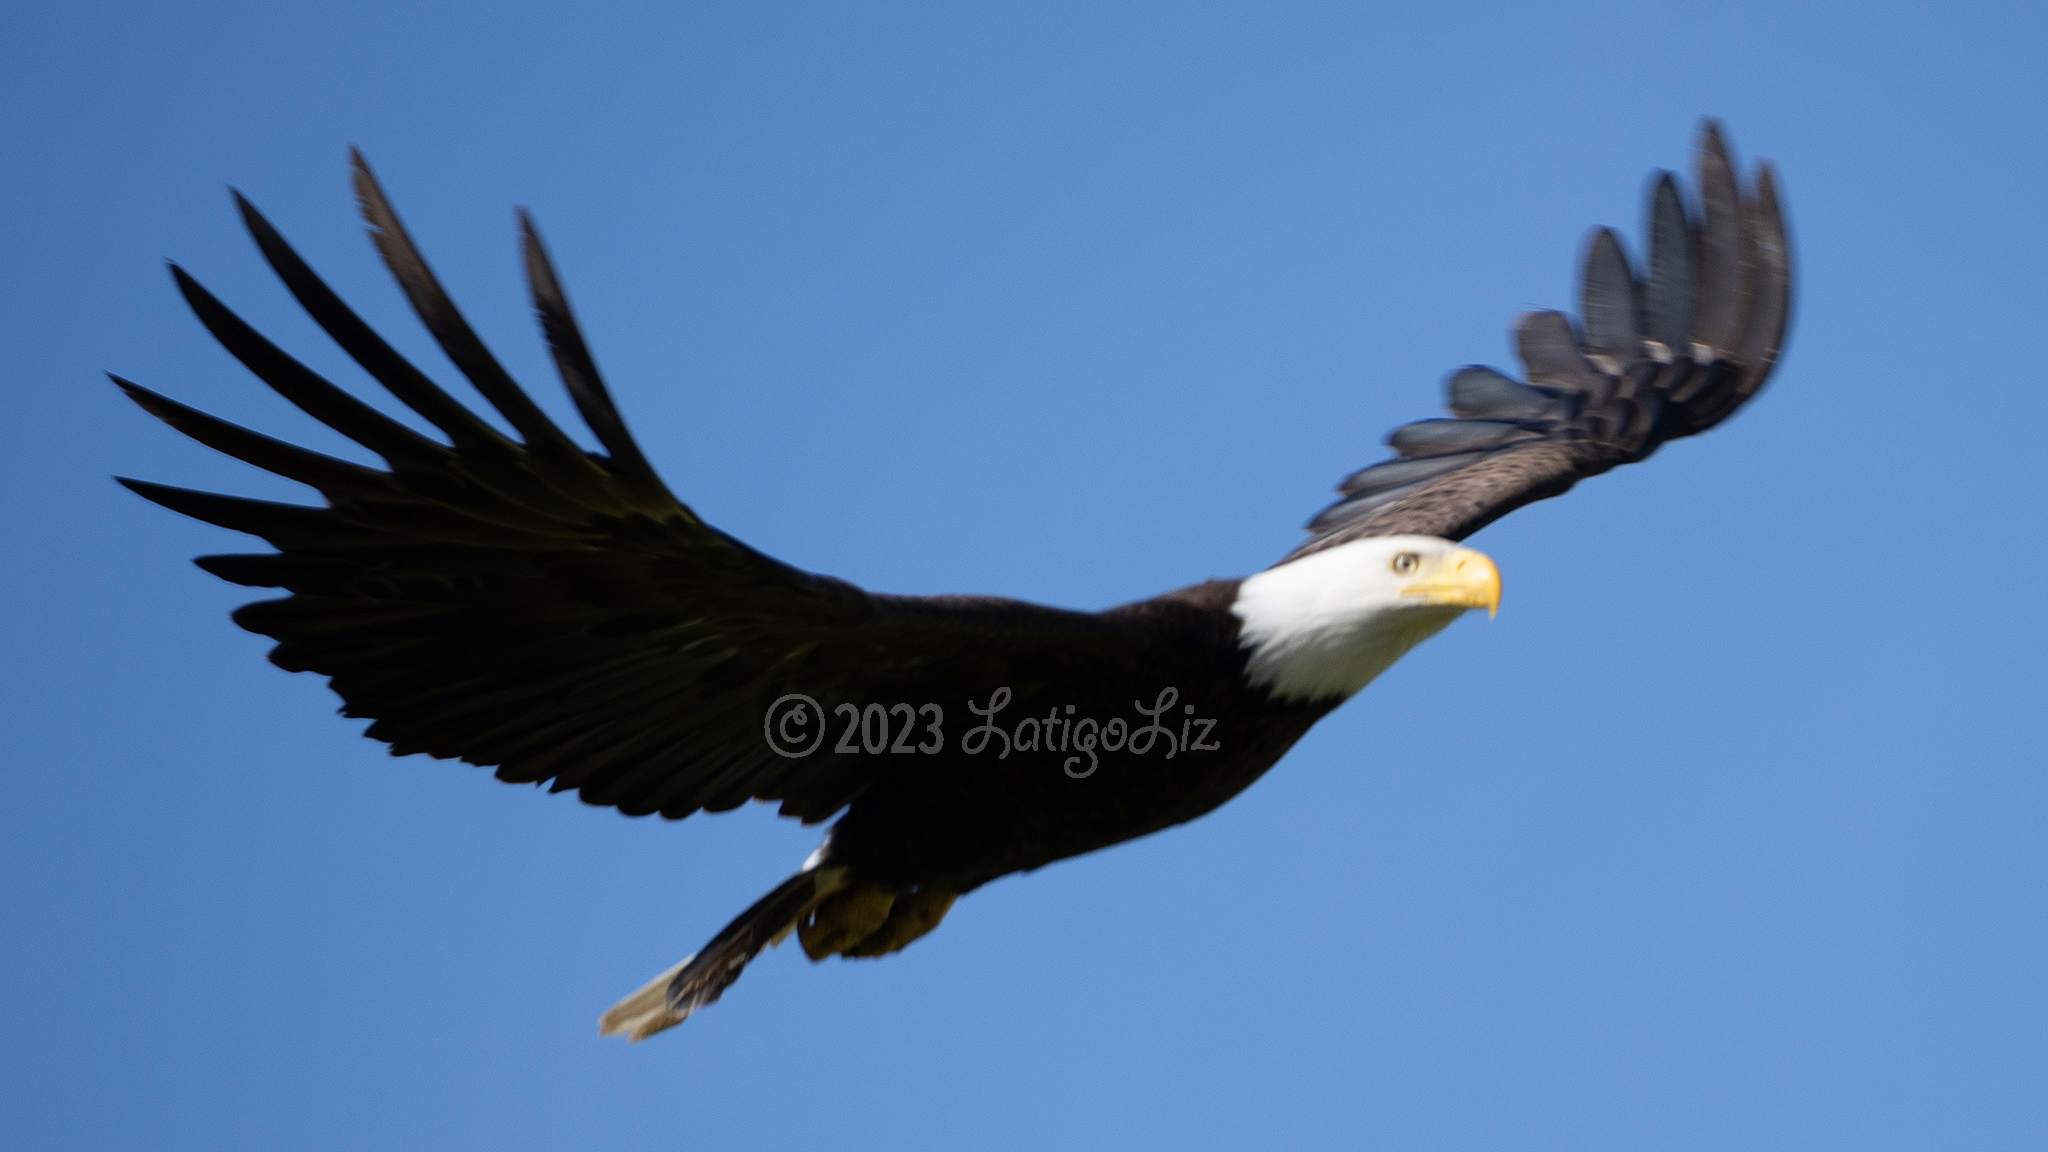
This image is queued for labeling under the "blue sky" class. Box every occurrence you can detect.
[5,1,2046,1148]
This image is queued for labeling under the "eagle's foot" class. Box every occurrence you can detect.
[843,888,957,957]
[798,883,958,960]
[798,884,896,958]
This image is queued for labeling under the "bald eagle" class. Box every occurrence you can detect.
[119,122,1790,1040]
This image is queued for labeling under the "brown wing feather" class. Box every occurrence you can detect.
[1291,121,1792,555]
[122,161,1154,825]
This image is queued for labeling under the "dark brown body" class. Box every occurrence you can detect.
[833,694,1330,891]
[829,582,1339,891]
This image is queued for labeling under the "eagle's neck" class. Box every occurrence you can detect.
[1228,545,1464,702]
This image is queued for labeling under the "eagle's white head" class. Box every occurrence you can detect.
[1230,535,1501,701]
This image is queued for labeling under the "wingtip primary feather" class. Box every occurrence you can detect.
[348,147,399,252]
[1697,117,1729,154]
[110,373,383,495]
[1690,119,1746,354]
[1578,226,1641,364]
[1734,158,1792,395]
[346,146,376,207]
[1644,171,1693,353]
[516,210,658,484]
[1514,309,1603,392]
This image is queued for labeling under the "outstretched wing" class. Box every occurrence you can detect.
[120,153,1151,823]
[1295,121,1791,555]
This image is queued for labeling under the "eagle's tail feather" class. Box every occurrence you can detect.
[599,864,849,1041]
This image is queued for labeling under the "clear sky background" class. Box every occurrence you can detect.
[5,2,2046,1149]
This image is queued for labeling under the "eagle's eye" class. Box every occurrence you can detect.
[1390,552,1420,575]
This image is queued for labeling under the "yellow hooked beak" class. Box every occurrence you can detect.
[1399,547,1502,618]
